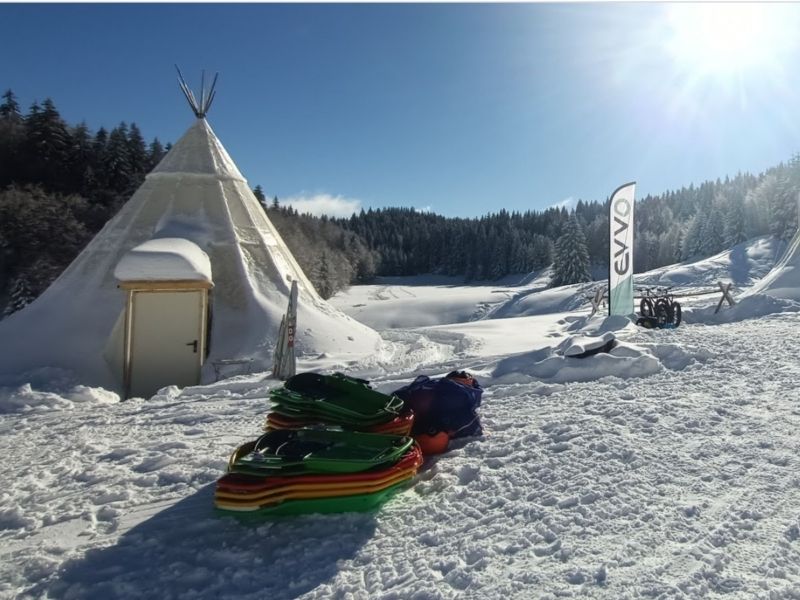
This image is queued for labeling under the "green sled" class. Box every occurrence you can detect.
[271,373,405,419]
[215,481,410,518]
[230,429,414,476]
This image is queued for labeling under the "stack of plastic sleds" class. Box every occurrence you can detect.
[265,373,414,436]
[215,429,421,516]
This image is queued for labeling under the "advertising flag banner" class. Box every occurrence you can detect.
[608,182,636,316]
[272,280,298,380]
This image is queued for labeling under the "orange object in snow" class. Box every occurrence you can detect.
[415,431,450,455]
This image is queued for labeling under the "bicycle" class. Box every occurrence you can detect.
[654,288,682,328]
[637,286,682,328]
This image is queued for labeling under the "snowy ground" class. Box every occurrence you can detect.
[3,237,800,599]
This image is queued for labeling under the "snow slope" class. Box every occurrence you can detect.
[328,272,552,329]
[636,236,780,289]
[2,237,800,599]
[331,237,781,329]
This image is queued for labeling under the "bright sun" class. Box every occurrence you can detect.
[665,3,788,78]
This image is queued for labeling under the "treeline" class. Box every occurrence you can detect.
[0,90,170,315]
[3,87,800,316]
[339,207,559,281]
[337,161,800,283]
[255,191,379,298]
[634,160,799,272]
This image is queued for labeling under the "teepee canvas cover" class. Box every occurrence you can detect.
[0,115,382,394]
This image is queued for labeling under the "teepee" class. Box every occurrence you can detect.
[0,74,383,396]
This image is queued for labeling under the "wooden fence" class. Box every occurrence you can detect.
[586,282,737,317]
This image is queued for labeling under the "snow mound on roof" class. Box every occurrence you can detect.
[114,238,212,282]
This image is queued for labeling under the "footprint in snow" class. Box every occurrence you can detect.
[565,570,587,585]
[457,465,480,485]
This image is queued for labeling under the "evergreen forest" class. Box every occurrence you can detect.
[1,88,799,318]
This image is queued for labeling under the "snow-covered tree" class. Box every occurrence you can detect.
[550,214,591,287]
[531,234,554,269]
[126,123,148,176]
[769,170,798,241]
[252,185,266,205]
[0,90,22,122]
[3,274,34,317]
[681,212,704,259]
[104,123,132,192]
[744,184,770,239]
[24,98,72,190]
[723,195,747,247]
[148,138,166,170]
[314,251,335,299]
[698,203,724,256]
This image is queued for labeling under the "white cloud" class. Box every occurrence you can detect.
[416,206,433,213]
[280,193,363,218]
[550,196,577,210]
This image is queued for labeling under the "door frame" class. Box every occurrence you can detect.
[120,280,213,399]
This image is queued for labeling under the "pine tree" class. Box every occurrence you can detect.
[68,122,94,193]
[550,214,591,287]
[126,123,148,176]
[0,90,24,188]
[769,170,798,240]
[531,234,553,269]
[681,213,704,259]
[0,90,22,121]
[91,127,109,190]
[3,274,34,316]
[314,251,334,298]
[23,98,72,189]
[723,195,747,247]
[698,206,724,255]
[253,185,265,205]
[148,138,166,170]
[104,123,133,192]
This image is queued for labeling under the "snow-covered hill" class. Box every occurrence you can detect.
[2,236,800,599]
[331,236,782,328]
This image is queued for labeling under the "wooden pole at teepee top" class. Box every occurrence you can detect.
[175,65,219,119]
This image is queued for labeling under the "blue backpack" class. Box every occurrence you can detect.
[392,371,483,438]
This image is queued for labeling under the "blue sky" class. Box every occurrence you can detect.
[3,3,800,218]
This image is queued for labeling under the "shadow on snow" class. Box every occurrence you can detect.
[40,484,378,599]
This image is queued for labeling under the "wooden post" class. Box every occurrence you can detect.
[589,286,607,317]
[714,282,736,314]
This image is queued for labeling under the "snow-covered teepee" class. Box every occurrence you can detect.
[0,75,383,395]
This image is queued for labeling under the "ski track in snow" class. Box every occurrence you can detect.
[2,311,800,599]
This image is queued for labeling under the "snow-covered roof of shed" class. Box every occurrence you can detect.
[114,238,212,283]
[150,119,245,182]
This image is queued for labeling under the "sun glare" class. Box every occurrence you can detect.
[665,3,788,78]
